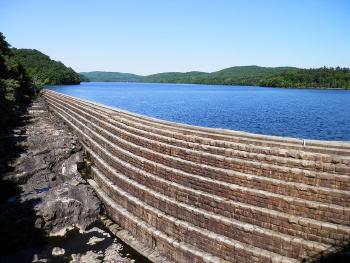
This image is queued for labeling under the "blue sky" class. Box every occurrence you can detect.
[1,0,349,75]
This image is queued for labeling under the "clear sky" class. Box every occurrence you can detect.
[0,0,349,75]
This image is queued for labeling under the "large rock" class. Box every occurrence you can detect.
[37,181,101,233]
[61,152,84,178]
[0,97,102,256]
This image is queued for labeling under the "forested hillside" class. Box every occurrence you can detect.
[0,33,36,128]
[260,67,350,89]
[0,33,35,108]
[141,71,208,83]
[0,31,85,130]
[80,71,141,82]
[12,49,82,86]
[81,66,350,89]
[141,66,298,85]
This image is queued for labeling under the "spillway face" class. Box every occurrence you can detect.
[44,90,350,263]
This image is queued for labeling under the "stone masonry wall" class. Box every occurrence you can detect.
[44,90,350,263]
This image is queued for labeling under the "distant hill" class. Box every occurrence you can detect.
[11,48,82,85]
[80,71,142,82]
[207,66,299,85]
[142,66,299,85]
[81,65,350,89]
[81,66,296,84]
[142,71,209,83]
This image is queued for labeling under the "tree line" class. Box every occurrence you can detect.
[0,32,35,115]
[82,66,350,89]
[0,32,83,130]
[259,67,350,89]
[11,48,82,86]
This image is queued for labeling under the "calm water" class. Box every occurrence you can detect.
[47,82,350,141]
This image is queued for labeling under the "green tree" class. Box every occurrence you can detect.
[11,48,83,86]
[0,32,34,108]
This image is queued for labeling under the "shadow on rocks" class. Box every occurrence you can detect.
[0,95,102,262]
[0,103,48,258]
[311,243,350,263]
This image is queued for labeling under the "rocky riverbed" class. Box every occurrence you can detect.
[0,96,141,263]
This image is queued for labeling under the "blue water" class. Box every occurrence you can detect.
[47,82,350,141]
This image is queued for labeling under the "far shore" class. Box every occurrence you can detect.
[49,81,350,91]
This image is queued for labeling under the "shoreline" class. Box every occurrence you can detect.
[45,89,350,145]
[56,81,350,91]
[45,84,350,142]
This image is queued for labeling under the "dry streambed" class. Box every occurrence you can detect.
[0,96,142,263]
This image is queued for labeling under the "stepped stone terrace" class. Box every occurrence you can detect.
[44,89,350,263]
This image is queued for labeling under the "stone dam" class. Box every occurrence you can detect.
[44,89,350,263]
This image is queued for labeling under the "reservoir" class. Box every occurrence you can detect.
[47,82,350,141]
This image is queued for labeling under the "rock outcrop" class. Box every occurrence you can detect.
[0,96,101,253]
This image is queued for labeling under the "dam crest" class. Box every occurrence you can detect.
[44,90,350,263]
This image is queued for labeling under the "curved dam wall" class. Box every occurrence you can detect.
[44,90,350,263]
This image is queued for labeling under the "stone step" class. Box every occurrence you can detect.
[45,95,350,194]
[112,109,350,154]
[47,101,350,227]
[51,100,350,248]
[45,92,350,169]
[45,91,350,156]
[51,97,350,206]
[107,115,350,175]
[77,104,349,246]
[48,93,349,175]
[89,180,226,263]
[47,95,350,263]
[47,98,350,210]
[91,165,301,263]
[88,143,330,260]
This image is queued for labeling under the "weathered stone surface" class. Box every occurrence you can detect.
[104,243,135,263]
[43,90,350,263]
[37,182,100,233]
[0,96,101,257]
[17,98,102,233]
[61,152,84,178]
[68,240,134,263]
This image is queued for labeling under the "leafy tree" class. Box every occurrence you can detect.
[0,32,34,109]
[0,32,37,132]
[11,48,83,86]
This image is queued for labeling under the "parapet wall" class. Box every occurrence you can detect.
[44,90,350,263]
